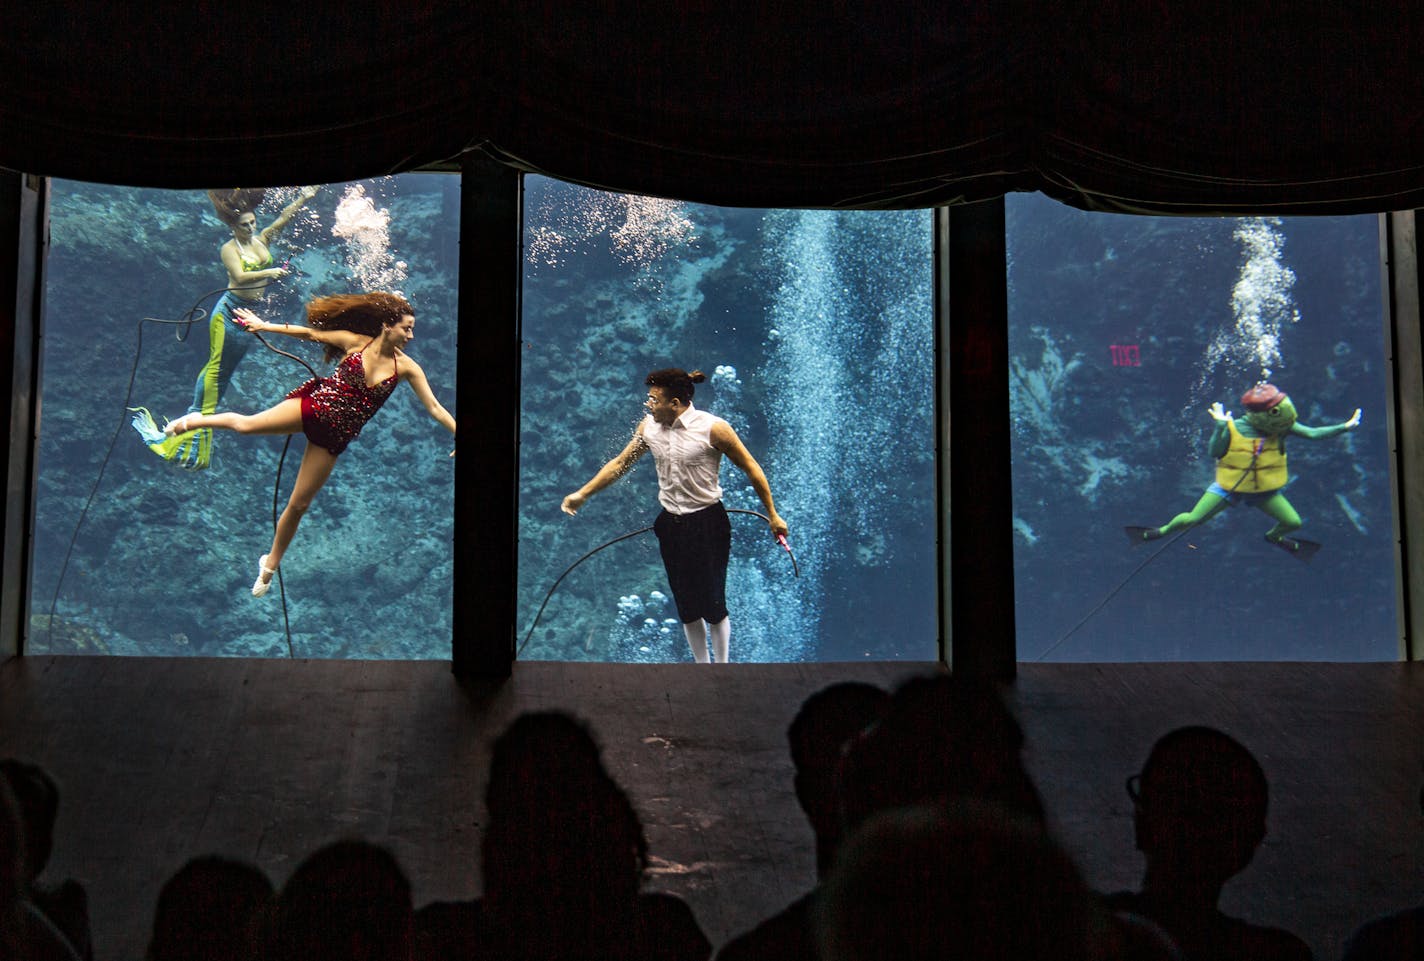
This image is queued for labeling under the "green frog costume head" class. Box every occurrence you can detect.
[1241,382,1297,435]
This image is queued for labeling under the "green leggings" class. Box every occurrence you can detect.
[1158,488,1302,541]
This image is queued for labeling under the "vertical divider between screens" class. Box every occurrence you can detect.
[452,155,522,677]
[944,199,1016,679]
[934,208,952,668]
[0,174,46,659]
[1384,211,1423,659]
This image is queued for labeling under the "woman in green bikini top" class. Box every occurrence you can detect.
[212,184,319,300]
[136,185,323,470]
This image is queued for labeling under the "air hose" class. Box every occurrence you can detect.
[517,508,798,656]
[1033,438,1260,661]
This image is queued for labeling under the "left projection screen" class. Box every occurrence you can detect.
[30,176,459,658]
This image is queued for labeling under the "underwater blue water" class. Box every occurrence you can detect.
[1007,195,1397,661]
[25,176,1397,662]
[31,175,459,658]
[517,180,939,662]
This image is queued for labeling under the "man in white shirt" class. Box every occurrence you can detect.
[561,368,788,663]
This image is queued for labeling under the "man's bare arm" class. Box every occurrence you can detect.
[711,421,788,535]
[561,424,649,515]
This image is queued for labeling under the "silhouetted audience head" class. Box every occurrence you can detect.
[0,758,90,961]
[815,801,1112,961]
[479,711,649,958]
[484,711,618,819]
[0,776,24,958]
[836,673,1044,834]
[1131,725,1268,887]
[482,710,647,897]
[0,760,58,886]
[264,839,413,961]
[1106,726,1309,961]
[787,682,890,875]
[146,855,273,961]
[1327,770,1424,961]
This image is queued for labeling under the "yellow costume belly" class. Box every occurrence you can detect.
[1216,419,1287,493]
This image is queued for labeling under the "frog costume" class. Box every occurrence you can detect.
[1128,383,1362,558]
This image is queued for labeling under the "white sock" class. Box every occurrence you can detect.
[683,620,710,663]
[708,617,730,663]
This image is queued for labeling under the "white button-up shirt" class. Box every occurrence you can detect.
[642,403,725,514]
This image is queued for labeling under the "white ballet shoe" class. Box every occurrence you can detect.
[251,554,278,597]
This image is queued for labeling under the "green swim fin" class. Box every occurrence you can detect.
[129,407,213,470]
[1124,526,1163,546]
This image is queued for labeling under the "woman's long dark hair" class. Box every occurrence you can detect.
[306,292,414,363]
[207,188,267,228]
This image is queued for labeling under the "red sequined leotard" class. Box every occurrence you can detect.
[285,340,399,455]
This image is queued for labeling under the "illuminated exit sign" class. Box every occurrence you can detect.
[1110,344,1140,367]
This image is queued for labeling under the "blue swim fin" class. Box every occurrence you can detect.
[128,407,165,445]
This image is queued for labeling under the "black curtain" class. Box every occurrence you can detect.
[3,2,1421,213]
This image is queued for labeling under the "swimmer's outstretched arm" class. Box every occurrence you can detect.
[260,185,320,244]
[231,307,358,350]
[1291,408,1363,439]
[231,307,310,338]
[402,356,457,455]
[561,424,649,515]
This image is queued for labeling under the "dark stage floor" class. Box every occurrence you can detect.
[2,656,1422,960]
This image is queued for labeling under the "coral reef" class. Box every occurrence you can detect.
[1011,326,1084,436]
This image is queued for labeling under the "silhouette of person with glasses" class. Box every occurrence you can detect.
[1105,726,1310,961]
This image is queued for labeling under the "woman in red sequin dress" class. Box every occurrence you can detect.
[155,292,457,597]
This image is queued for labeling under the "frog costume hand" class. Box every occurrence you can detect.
[1128,383,1362,560]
